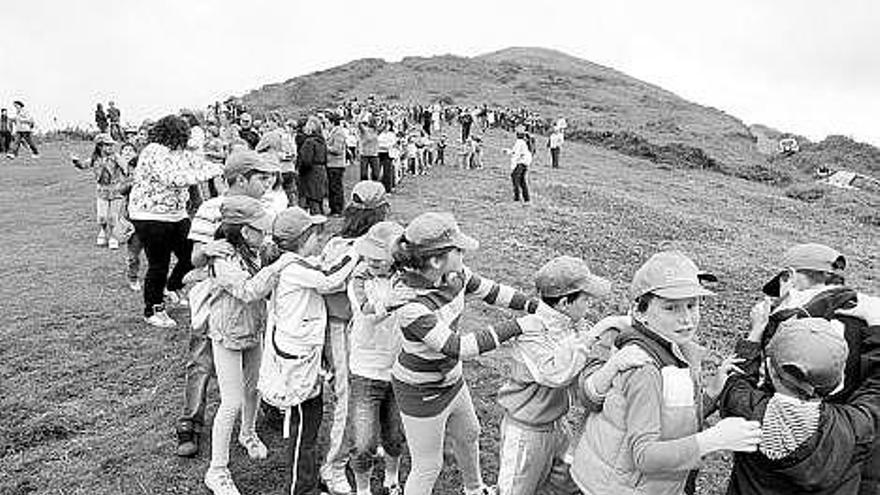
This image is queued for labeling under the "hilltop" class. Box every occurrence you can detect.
[241,47,767,174]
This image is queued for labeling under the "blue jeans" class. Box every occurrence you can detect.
[349,374,404,474]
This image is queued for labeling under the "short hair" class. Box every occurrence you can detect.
[149,115,191,150]
[634,293,657,313]
[277,223,323,253]
[796,269,845,287]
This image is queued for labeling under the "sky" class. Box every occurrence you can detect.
[1,0,877,145]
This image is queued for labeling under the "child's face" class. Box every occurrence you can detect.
[242,225,266,249]
[365,256,392,276]
[556,291,592,322]
[300,230,323,257]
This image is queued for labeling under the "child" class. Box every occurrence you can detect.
[388,211,558,495]
[72,133,129,249]
[115,142,143,291]
[347,221,406,495]
[203,195,295,495]
[258,207,359,495]
[436,134,447,166]
[718,308,880,494]
[496,256,649,495]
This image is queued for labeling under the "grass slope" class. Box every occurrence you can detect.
[1,130,877,495]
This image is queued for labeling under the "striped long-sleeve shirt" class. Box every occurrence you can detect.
[390,266,540,417]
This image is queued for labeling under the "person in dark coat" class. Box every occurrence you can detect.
[95,104,108,133]
[296,116,328,214]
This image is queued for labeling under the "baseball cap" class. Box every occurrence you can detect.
[350,181,388,210]
[94,133,115,145]
[224,148,280,179]
[402,212,479,253]
[630,251,717,300]
[220,195,274,233]
[273,206,328,241]
[355,221,404,261]
[767,317,848,397]
[762,243,846,297]
[535,256,612,299]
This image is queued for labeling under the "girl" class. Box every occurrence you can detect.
[203,195,294,495]
[72,133,129,250]
[319,180,390,495]
[115,142,143,291]
[347,221,406,495]
[570,251,762,495]
[389,211,554,495]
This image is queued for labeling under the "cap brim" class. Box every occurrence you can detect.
[309,214,328,225]
[452,232,479,251]
[355,239,392,261]
[762,272,784,297]
[250,213,275,234]
[579,275,612,297]
[652,284,715,299]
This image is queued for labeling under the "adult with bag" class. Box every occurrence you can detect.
[296,116,329,215]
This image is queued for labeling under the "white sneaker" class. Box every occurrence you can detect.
[128,280,141,292]
[164,289,189,308]
[96,232,107,246]
[108,238,120,250]
[204,468,242,495]
[321,465,352,495]
[144,310,177,329]
[239,433,268,460]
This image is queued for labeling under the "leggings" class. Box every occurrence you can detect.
[209,340,261,470]
[399,384,483,495]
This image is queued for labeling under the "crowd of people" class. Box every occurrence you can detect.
[66,97,879,495]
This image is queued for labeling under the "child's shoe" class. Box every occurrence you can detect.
[108,238,120,250]
[204,467,242,495]
[321,464,352,495]
[238,433,268,460]
[128,279,141,292]
[165,289,189,308]
[144,306,177,328]
[96,231,107,247]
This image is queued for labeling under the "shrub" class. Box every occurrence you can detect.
[785,183,830,202]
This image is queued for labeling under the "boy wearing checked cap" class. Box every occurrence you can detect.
[495,256,651,495]
[718,297,880,494]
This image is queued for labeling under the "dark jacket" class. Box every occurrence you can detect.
[719,331,880,495]
[239,127,260,150]
[296,134,327,200]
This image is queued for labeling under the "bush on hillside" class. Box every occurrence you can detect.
[566,128,720,171]
[785,183,831,202]
[730,163,793,186]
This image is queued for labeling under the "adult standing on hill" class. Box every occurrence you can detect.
[0,108,12,154]
[7,100,39,159]
[238,113,261,150]
[107,101,123,141]
[548,126,564,168]
[128,115,224,328]
[505,126,532,203]
[459,110,473,143]
[297,116,329,214]
[95,103,108,133]
[325,114,349,215]
[359,117,380,181]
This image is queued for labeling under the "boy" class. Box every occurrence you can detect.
[496,256,650,495]
[718,304,880,494]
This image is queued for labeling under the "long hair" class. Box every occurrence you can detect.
[149,115,191,151]
[390,234,455,272]
[214,223,260,274]
[338,204,389,239]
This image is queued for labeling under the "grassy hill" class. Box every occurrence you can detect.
[242,47,766,175]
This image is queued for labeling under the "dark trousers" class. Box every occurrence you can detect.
[349,375,404,474]
[461,123,471,143]
[360,155,380,181]
[281,171,298,207]
[437,148,445,165]
[511,164,530,202]
[10,131,38,156]
[132,218,193,316]
[378,152,394,192]
[178,327,215,431]
[327,168,346,214]
[0,131,11,153]
[265,395,324,495]
[550,147,560,168]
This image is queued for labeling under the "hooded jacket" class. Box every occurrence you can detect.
[719,331,880,495]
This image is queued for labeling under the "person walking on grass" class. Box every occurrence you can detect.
[175,148,279,458]
[387,211,558,495]
[548,126,563,169]
[296,116,329,215]
[128,114,224,328]
[7,100,39,159]
[202,196,298,495]
[504,126,532,203]
[71,133,129,250]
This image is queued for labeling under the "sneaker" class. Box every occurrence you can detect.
[128,280,141,292]
[144,309,177,329]
[204,468,241,495]
[321,465,352,495]
[238,433,268,460]
[176,427,199,457]
[383,485,402,495]
[96,232,107,247]
[108,238,120,250]
[164,289,189,308]
[464,486,497,495]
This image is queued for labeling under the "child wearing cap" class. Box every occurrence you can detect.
[504,128,532,203]
[72,133,130,250]
[717,305,880,495]
[258,206,359,495]
[388,211,557,495]
[347,221,406,495]
[570,251,763,495]
[203,195,297,495]
[318,180,390,495]
[496,256,651,495]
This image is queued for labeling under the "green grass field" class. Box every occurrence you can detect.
[1,130,877,495]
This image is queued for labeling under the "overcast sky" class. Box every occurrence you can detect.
[2,0,877,145]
